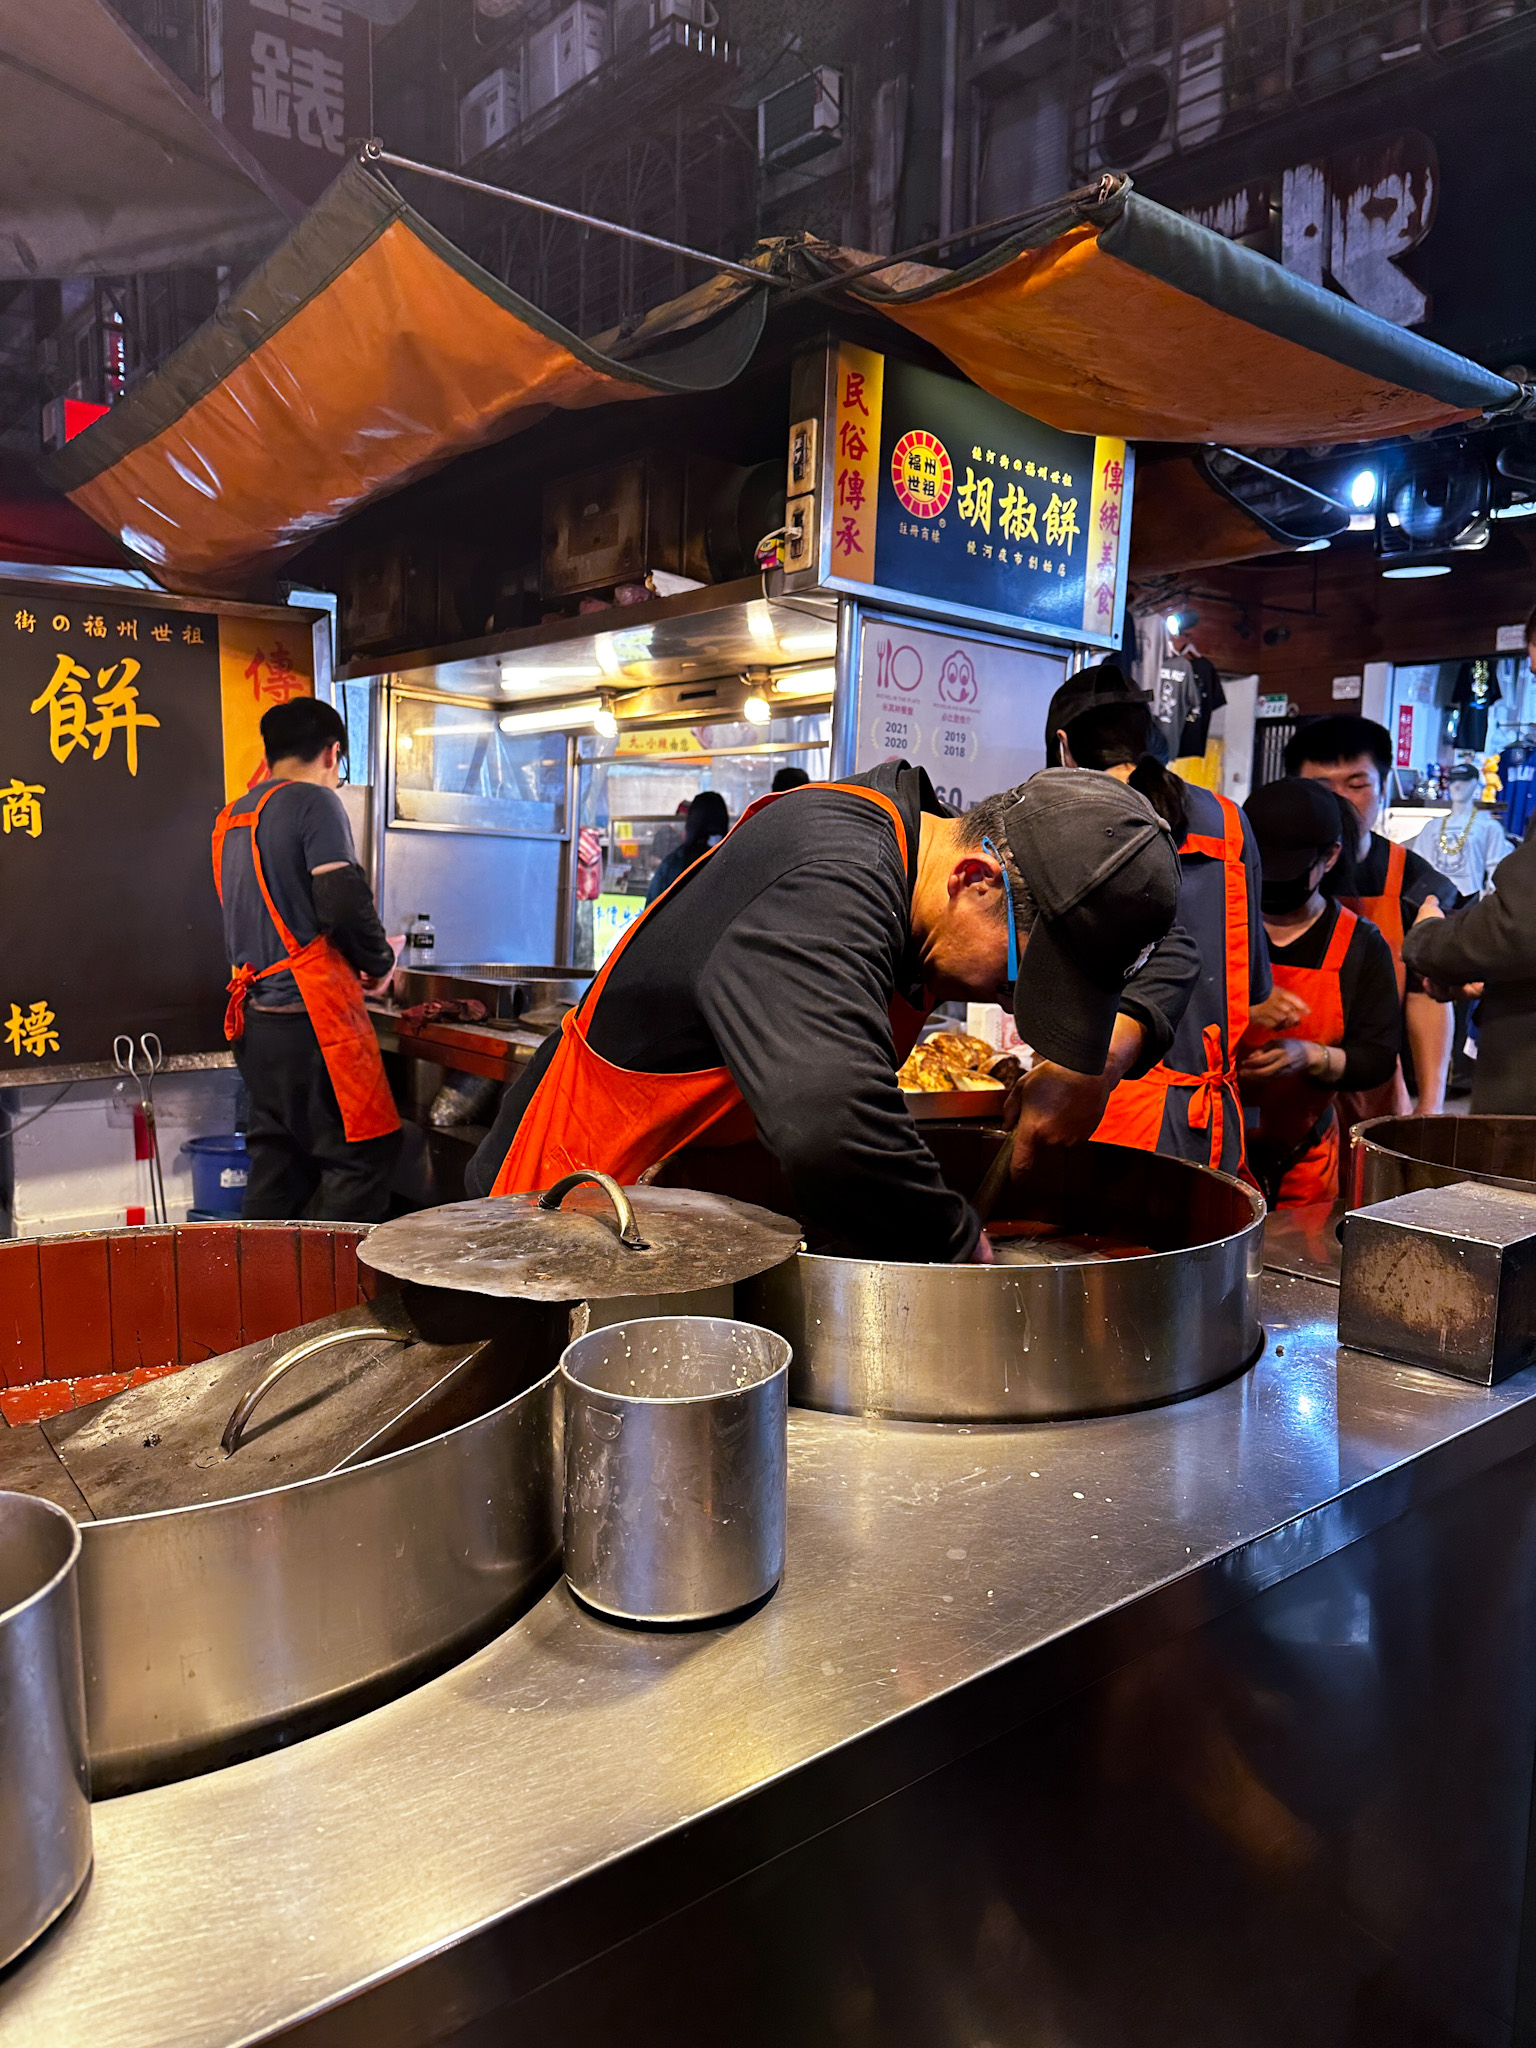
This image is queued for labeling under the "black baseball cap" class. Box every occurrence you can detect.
[1446,760,1480,783]
[1001,769,1180,1075]
[1243,776,1346,881]
[1043,662,1148,755]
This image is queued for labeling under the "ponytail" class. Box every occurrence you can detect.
[1063,702,1188,845]
[1128,755,1189,844]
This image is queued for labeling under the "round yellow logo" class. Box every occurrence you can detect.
[891,430,953,519]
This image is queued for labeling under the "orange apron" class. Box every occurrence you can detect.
[1339,834,1413,1120]
[491,781,921,1196]
[212,783,400,1145]
[1094,792,1251,1173]
[1239,906,1356,1208]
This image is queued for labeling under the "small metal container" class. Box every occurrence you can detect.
[0,1491,91,1969]
[560,1317,790,1626]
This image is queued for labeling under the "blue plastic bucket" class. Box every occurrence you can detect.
[185,1134,248,1217]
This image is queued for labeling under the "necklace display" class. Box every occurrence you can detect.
[1437,808,1476,863]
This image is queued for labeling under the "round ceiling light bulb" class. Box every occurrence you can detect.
[742,694,771,725]
[592,704,619,737]
[1349,469,1379,510]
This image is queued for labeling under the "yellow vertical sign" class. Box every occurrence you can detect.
[1081,437,1129,639]
[829,342,884,584]
[216,614,315,799]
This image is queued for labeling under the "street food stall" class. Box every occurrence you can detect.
[5,154,1536,2046]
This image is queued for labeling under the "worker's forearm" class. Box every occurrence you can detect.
[312,864,395,977]
[1406,990,1452,1114]
[1106,1012,1146,1085]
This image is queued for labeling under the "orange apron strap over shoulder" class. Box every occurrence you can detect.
[490,780,915,1197]
[212,786,399,1146]
[1342,836,1407,997]
[1094,793,1251,1172]
[1241,906,1356,1207]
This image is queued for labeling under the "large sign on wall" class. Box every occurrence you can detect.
[219,0,369,205]
[819,344,1133,651]
[849,614,1067,811]
[0,588,315,1069]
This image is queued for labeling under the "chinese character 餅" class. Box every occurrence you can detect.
[88,660,161,775]
[1044,494,1080,555]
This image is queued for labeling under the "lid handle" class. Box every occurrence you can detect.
[538,1169,649,1250]
[221,1325,407,1457]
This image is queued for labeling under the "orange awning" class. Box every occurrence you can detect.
[51,159,770,590]
[51,163,1522,590]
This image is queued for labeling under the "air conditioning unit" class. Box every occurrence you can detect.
[758,66,842,170]
[613,0,707,53]
[527,1,609,114]
[1087,28,1224,171]
[458,60,523,164]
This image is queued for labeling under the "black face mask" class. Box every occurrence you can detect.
[1262,872,1317,915]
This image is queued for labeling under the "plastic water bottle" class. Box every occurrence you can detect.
[405,912,436,961]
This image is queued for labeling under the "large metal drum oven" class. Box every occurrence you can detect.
[1350,1114,1536,1208]
[655,1127,1265,1423]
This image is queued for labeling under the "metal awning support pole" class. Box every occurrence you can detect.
[361,142,794,291]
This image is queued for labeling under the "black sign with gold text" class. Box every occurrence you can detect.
[0,588,229,1070]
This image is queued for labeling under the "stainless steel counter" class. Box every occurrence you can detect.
[6,1269,1536,2047]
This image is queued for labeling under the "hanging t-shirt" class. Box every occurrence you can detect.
[1499,741,1536,840]
[1151,653,1201,760]
[1176,655,1228,759]
[1447,659,1502,750]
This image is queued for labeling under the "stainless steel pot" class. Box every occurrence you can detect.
[74,1341,561,1795]
[561,1317,790,1625]
[1350,1114,1536,1208]
[0,1492,91,1968]
[657,1129,1264,1423]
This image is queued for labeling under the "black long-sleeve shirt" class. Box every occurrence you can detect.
[468,762,1198,1257]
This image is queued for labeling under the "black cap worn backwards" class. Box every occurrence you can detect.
[1243,776,1348,881]
[1042,661,1148,755]
[1001,768,1180,1076]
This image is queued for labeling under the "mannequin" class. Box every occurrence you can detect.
[1410,763,1513,900]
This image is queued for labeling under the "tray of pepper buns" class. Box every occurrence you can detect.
[897,1030,1025,1120]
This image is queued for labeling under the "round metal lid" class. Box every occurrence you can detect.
[359,1170,804,1302]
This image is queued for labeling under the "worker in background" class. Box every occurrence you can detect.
[213,699,400,1221]
[468,761,1197,1262]
[1238,779,1401,1207]
[646,789,729,904]
[771,765,811,792]
[1284,715,1456,1116]
[1044,663,1270,1177]
[1403,817,1536,1113]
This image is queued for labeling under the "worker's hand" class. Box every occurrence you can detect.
[1003,1060,1115,1179]
[1249,987,1308,1030]
[1239,1039,1316,1080]
[1424,977,1484,1003]
[361,969,395,998]
[969,1230,997,1265]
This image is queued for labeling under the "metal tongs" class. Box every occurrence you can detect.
[113,1032,168,1226]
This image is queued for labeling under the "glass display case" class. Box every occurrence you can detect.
[391,691,567,835]
[574,712,832,967]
